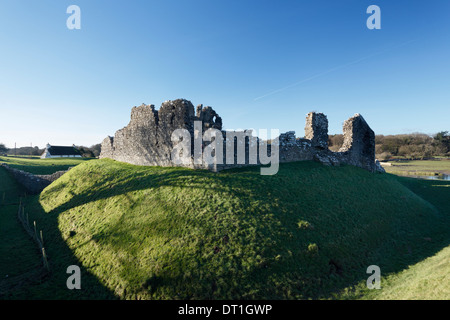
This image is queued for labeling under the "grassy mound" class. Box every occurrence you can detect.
[23,159,449,299]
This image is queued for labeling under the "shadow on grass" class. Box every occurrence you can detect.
[0,166,113,299]
[10,195,118,299]
[31,161,450,299]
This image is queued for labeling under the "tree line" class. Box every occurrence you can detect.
[329,131,450,160]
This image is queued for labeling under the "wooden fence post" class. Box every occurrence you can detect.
[40,230,44,247]
[33,221,37,241]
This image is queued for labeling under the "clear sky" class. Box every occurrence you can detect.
[0,0,449,148]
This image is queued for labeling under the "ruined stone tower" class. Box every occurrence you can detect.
[305,112,328,149]
[100,99,222,168]
[338,114,376,172]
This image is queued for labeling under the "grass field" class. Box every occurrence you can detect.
[382,159,450,177]
[0,156,93,175]
[2,158,447,299]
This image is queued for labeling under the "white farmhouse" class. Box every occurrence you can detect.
[40,144,82,159]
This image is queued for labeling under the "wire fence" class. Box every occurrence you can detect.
[0,196,50,296]
[17,200,50,273]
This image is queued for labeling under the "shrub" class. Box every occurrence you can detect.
[307,243,319,255]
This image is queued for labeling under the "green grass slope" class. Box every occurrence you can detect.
[371,245,449,299]
[0,156,92,175]
[20,159,450,299]
[337,176,450,299]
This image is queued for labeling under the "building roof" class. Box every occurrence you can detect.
[46,146,81,156]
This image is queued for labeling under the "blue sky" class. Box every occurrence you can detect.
[0,0,449,148]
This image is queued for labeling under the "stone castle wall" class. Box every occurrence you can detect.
[100,100,222,169]
[0,164,70,194]
[100,99,385,173]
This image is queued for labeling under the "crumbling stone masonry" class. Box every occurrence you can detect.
[338,114,377,172]
[0,164,70,194]
[100,99,385,173]
[305,112,328,149]
[100,100,222,169]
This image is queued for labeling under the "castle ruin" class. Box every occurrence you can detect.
[100,99,385,173]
